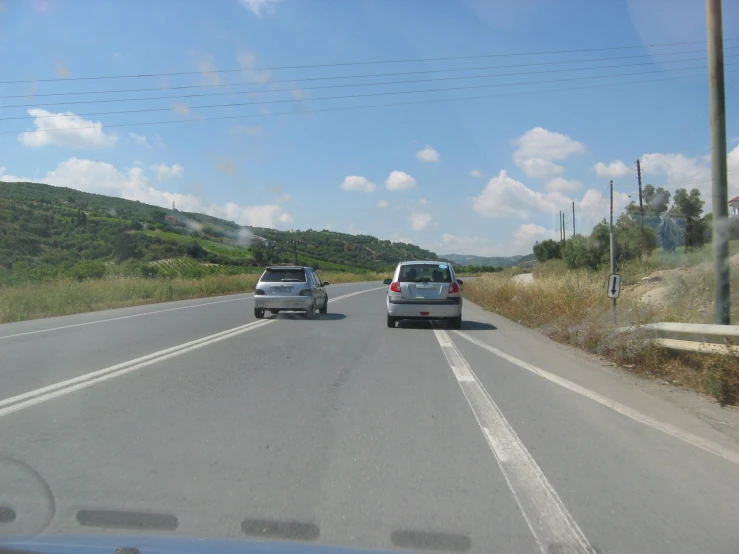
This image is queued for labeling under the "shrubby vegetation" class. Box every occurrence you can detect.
[533,185,710,270]
[0,181,439,286]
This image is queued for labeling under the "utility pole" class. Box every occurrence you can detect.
[562,212,566,245]
[707,0,730,324]
[636,159,645,262]
[572,201,576,236]
[610,180,617,324]
[559,211,563,243]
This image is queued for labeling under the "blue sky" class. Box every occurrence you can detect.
[1,0,738,256]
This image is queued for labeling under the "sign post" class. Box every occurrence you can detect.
[607,273,621,324]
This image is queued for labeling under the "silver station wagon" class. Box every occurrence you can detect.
[384,260,463,329]
[254,266,329,319]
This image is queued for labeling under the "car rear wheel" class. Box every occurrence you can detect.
[449,316,462,330]
[386,315,397,328]
[305,300,316,319]
[319,296,328,314]
[254,307,265,319]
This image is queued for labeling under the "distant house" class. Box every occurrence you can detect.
[730,196,739,216]
[164,215,179,225]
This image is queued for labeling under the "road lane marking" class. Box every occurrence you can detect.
[455,330,739,467]
[0,282,372,341]
[0,296,254,341]
[0,286,384,418]
[433,329,594,554]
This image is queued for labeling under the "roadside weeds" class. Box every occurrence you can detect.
[464,271,739,406]
[0,271,385,324]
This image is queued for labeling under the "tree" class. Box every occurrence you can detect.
[533,239,562,262]
[562,235,602,270]
[672,188,705,249]
[184,240,206,259]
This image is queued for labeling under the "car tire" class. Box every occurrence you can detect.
[319,297,328,314]
[450,316,462,330]
[306,300,316,319]
[386,315,397,328]
[254,307,265,319]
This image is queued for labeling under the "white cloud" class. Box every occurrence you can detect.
[545,177,582,192]
[593,160,631,178]
[418,198,430,205]
[471,170,629,224]
[513,223,550,244]
[196,59,221,86]
[386,170,417,191]
[27,158,291,228]
[151,163,184,181]
[340,175,376,193]
[237,51,271,83]
[409,212,433,231]
[129,132,150,148]
[469,169,482,177]
[416,145,440,162]
[376,200,389,208]
[19,109,117,148]
[240,0,281,16]
[0,167,31,182]
[513,127,584,179]
[429,234,500,256]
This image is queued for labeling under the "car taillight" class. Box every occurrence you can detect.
[389,282,401,293]
[299,289,313,296]
[254,289,265,295]
[448,282,460,294]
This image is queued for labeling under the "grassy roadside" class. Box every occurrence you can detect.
[464,265,739,406]
[0,270,386,324]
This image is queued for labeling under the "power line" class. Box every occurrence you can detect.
[4,63,729,122]
[6,69,728,136]
[2,47,729,100]
[3,38,737,85]
[5,53,731,110]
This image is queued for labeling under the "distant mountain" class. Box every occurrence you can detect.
[0,181,438,274]
[440,253,533,267]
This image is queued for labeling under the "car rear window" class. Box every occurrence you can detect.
[399,264,452,283]
[261,268,307,282]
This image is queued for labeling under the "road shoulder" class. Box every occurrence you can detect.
[460,297,739,451]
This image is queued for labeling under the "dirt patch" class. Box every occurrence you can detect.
[628,253,739,307]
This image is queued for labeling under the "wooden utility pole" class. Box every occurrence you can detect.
[707,0,730,324]
[636,159,644,261]
[610,180,616,324]
[572,201,576,236]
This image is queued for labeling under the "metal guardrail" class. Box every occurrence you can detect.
[618,322,739,356]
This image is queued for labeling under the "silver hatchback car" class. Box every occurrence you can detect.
[254,266,329,319]
[384,261,463,329]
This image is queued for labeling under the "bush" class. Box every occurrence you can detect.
[562,235,604,270]
[71,260,106,281]
[533,239,562,262]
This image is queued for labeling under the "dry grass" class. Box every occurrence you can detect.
[0,270,384,324]
[464,268,739,405]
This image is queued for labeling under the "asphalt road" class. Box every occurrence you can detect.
[2,281,739,554]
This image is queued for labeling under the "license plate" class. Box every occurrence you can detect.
[273,286,293,293]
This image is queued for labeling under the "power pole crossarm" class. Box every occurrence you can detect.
[707,0,731,324]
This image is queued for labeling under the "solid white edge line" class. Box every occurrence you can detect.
[432,329,594,554]
[0,285,384,417]
[0,281,373,341]
[454,330,739,467]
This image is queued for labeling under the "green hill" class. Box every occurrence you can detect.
[0,181,438,283]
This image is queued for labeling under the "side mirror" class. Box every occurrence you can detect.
[322,282,330,286]
[457,279,464,285]
[383,278,392,285]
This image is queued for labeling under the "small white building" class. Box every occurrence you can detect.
[730,196,739,216]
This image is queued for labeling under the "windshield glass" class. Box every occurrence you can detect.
[399,264,452,283]
[260,268,307,282]
[2,2,739,554]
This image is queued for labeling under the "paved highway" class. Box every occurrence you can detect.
[2,280,739,554]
